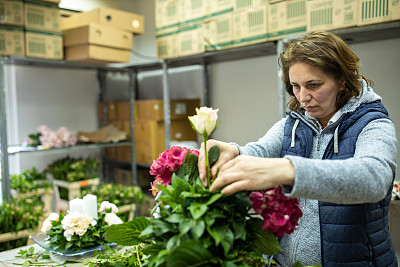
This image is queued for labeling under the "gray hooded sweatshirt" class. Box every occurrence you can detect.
[235,81,397,266]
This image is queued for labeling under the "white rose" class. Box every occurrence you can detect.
[104,213,123,227]
[98,201,119,214]
[41,212,59,233]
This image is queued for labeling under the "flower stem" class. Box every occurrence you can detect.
[203,134,211,187]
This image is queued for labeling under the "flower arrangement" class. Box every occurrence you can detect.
[41,194,123,252]
[102,106,303,266]
[24,125,77,148]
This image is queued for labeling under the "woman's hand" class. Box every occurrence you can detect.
[209,156,295,195]
[198,139,239,187]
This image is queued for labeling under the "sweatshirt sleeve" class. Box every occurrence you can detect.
[236,117,286,158]
[283,118,397,204]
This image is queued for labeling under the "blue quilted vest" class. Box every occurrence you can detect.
[281,101,398,267]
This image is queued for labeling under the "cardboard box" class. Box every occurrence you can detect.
[25,29,63,59]
[177,23,205,56]
[156,27,178,59]
[24,0,61,32]
[61,7,144,34]
[155,0,180,31]
[208,0,234,18]
[268,0,307,41]
[179,0,209,26]
[0,26,24,56]
[204,13,233,51]
[234,0,268,11]
[358,0,400,26]
[135,99,200,121]
[64,44,131,64]
[63,23,133,50]
[98,101,119,121]
[0,0,24,26]
[134,119,198,165]
[307,0,358,32]
[233,5,269,47]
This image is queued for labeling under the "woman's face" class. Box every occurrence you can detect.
[289,62,344,128]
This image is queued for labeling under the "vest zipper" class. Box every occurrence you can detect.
[317,134,321,152]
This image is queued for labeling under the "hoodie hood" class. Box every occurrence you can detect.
[289,79,382,130]
[287,80,383,154]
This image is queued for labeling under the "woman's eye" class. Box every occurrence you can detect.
[292,84,300,90]
[309,83,320,88]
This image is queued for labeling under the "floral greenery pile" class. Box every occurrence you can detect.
[0,197,46,252]
[41,201,123,252]
[103,107,303,267]
[10,167,51,194]
[46,156,100,182]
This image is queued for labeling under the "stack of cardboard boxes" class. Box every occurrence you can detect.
[155,0,400,59]
[0,0,63,59]
[99,99,200,168]
[61,7,144,64]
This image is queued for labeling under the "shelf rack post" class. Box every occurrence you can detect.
[0,57,11,203]
[277,39,286,119]
[202,61,211,107]
[97,70,110,183]
[129,69,138,186]
[161,60,171,150]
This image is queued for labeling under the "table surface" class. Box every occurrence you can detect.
[0,244,92,266]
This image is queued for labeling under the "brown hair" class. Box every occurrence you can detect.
[278,31,372,111]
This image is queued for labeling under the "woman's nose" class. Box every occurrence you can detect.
[299,88,311,102]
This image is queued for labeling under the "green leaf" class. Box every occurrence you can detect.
[166,213,183,224]
[104,217,151,245]
[166,234,180,252]
[248,219,281,256]
[206,193,224,205]
[208,145,220,166]
[166,240,212,267]
[189,203,208,220]
[220,228,234,255]
[232,221,246,241]
[191,220,205,239]
[179,219,192,236]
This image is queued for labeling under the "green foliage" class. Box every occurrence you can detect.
[46,156,100,182]
[85,244,147,267]
[10,167,51,193]
[104,148,281,266]
[0,197,46,252]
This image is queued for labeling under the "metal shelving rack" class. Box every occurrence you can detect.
[0,56,138,203]
[1,20,399,203]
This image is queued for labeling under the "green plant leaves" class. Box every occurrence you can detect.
[104,217,150,246]
[208,145,220,166]
[166,240,213,267]
[189,203,208,220]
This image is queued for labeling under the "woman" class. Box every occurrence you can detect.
[198,31,398,266]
